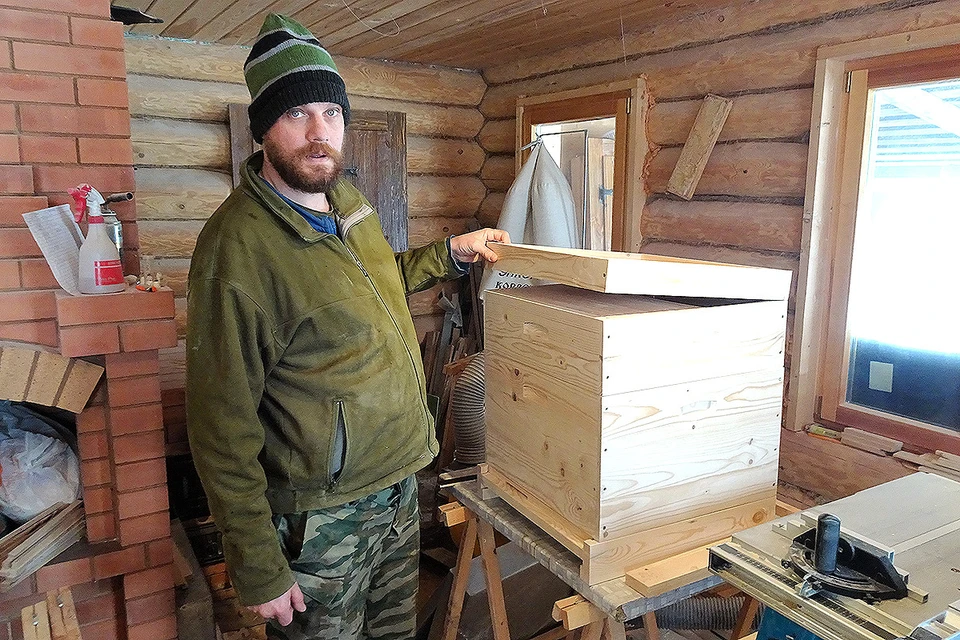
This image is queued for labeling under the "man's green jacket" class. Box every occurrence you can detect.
[186,152,458,606]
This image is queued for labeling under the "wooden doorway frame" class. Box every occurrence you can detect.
[515,79,649,253]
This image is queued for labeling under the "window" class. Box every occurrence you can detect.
[516,80,648,252]
[790,28,960,452]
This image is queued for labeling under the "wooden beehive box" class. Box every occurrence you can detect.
[482,244,792,585]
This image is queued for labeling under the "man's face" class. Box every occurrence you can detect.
[262,102,346,193]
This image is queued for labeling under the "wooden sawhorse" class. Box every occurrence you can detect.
[439,481,754,640]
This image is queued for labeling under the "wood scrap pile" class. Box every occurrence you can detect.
[839,427,902,455]
[894,450,960,482]
[418,263,484,471]
[0,501,84,592]
[806,424,960,484]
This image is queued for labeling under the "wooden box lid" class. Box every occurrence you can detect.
[488,243,792,300]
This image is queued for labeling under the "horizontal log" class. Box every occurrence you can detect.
[175,296,186,339]
[479,0,960,118]
[124,35,247,84]
[483,0,897,84]
[647,142,808,199]
[128,74,248,122]
[478,119,515,154]
[134,168,232,220]
[409,216,473,248]
[649,89,814,146]
[477,191,506,229]
[480,155,516,192]
[156,258,190,298]
[408,136,486,175]
[131,117,230,169]
[124,35,485,106]
[641,198,802,253]
[160,340,185,390]
[779,428,913,502]
[351,96,484,138]
[138,220,204,259]
[641,239,798,278]
[128,77,484,143]
[408,175,486,218]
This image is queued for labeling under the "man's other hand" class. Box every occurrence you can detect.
[450,228,511,263]
[249,583,307,626]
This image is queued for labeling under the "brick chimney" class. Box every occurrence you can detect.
[0,1,179,638]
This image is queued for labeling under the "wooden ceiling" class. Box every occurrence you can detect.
[122,0,726,72]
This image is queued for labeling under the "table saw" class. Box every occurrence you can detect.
[709,472,960,640]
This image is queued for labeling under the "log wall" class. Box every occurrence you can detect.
[124,36,488,390]
[477,0,960,446]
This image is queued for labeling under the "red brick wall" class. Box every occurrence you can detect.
[0,4,178,638]
[0,0,138,349]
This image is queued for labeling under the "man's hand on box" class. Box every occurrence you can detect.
[449,228,511,264]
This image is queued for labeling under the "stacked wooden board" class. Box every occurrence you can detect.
[1,501,84,592]
[482,243,792,584]
[0,346,103,413]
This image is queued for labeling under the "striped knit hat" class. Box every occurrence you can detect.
[244,13,351,143]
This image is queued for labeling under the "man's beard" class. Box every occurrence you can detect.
[263,139,344,193]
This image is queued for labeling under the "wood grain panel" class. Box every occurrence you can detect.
[600,369,782,538]
[488,243,793,300]
[485,350,602,537]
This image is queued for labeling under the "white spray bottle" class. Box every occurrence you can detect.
[72,185,126,294]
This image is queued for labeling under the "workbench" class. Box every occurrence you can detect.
[443,480,733,639]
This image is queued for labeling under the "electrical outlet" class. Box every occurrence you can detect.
[868,361,894,393]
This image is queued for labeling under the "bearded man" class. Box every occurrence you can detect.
[185,13,508,640]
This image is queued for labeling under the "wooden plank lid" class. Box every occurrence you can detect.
[486,243,792,300]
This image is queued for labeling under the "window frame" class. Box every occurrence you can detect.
[515,79,649,252]
[788,26,960,453]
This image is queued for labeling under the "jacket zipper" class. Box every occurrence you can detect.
[338,216,432,434]
[329,399,347,489]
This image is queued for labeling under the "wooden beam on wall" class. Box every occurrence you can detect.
[666,94,733,200]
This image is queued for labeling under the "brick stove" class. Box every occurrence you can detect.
[0,1,181,637]
[0,291,180,640]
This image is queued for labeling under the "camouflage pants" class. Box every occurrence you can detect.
[268,475,419,640]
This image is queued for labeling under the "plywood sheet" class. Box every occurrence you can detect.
[488,243,792,300]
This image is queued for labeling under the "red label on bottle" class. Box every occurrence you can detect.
[94,259,124,285]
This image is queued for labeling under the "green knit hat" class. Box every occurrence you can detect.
[244,13,351,143]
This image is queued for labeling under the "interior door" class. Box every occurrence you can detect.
[228,105,408,251]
